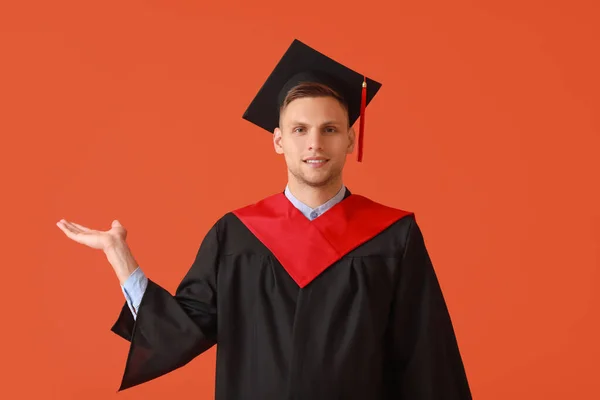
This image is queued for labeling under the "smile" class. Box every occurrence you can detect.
[303,158,329,168]
[304,159,327,164]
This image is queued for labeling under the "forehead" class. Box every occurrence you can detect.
[280,96,348,122]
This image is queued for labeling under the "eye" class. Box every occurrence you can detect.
[293,126,305,133]
[324,126,338,133]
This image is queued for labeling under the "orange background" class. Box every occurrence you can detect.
[1,0,599,399]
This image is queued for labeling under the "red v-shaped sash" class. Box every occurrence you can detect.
[232,193,413,288]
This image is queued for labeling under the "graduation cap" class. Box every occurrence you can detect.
[242,39,382,162]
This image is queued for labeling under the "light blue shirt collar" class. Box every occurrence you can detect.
[284,185,347,220]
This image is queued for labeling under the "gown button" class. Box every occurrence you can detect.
[310,211,319,219]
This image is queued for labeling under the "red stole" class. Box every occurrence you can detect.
[233,192,412,288]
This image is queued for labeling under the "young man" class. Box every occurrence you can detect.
[56,39,472,399]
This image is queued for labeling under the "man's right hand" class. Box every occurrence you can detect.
[56,219,139,284]
[56,219,127,251]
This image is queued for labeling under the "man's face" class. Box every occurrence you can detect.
[274,96,355,188]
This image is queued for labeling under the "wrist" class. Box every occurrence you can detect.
[104,240,138,285]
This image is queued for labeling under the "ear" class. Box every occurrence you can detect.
[347,126,356,154]
[273,127,284,154]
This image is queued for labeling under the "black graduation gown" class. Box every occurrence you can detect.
[111,190,472,399]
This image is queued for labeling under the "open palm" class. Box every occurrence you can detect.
[56,219,128,251]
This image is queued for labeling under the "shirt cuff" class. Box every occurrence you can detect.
[120,266,148,318]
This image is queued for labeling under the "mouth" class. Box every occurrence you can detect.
[303,158,329,167]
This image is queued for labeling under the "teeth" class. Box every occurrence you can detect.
[306,160,326,164]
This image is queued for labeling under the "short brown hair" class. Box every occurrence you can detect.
[280,82,349,126]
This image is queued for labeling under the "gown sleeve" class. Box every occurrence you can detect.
[384,216,472,399]
[110,222,220,391]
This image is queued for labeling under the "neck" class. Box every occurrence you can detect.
[286,177,344,209]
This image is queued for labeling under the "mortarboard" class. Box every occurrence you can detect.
[242,39,382,162]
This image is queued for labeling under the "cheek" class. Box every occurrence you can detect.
[329,137,350,153]
[283,136,304,154]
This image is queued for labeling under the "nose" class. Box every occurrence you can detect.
[307,129,324,151]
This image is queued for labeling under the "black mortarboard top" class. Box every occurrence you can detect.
[242,39,382,162]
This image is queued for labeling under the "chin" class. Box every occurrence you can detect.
[289,162,341,188]
[302,178,332,188]
[299,171,339,188]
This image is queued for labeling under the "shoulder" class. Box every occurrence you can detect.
[209,192,283,227]
[210,199,273,246]
[349,193,415,221]
[348,192,422,243]
[230,192,285,218]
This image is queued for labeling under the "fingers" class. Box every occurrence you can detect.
[56,220,80,240]
[56,219,94,232]
[56,219,121,245]
[56,219,88,236]
[64,221,85,234]
[69,221,92,232]
[110,220,127,239]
